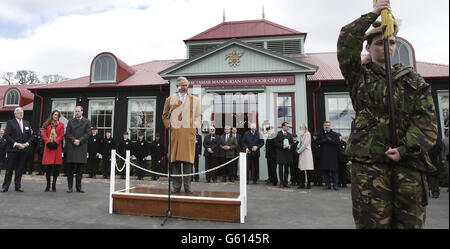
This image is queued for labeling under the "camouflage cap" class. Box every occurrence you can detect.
[365,20,399,41]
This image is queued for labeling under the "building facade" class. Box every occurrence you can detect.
[22,18,449,180]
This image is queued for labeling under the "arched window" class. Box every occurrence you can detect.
[392,37,415,69]
[92,54,117,83]
[4,89,20,107]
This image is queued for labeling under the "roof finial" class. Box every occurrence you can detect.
[223,8,226,22]
[262,5,265,20]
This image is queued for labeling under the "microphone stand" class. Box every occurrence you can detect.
[161,105,174,226]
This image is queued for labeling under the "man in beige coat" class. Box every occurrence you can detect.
[162,77,202,193]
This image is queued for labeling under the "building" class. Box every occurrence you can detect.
[0,84,34,129]
[25,18,449,179]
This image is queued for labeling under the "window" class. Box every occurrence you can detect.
[51,99,77,127]
[127,98,156,141]
[275,93,295,134]
[267,39,301,55]
[92,54,117,83]
[213,93,258,130]
[188,44,219,58]
[437,91,449,139]
[392,38,414,68]
[4,89,20,107]
[0,122,6,129]
[88,99,115,138]
[324,93,355,141]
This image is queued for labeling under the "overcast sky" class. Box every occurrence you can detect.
[0,0,448,80]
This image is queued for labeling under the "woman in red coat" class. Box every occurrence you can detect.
[42,110,64,192]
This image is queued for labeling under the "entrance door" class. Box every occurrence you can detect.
[212,93,259,137]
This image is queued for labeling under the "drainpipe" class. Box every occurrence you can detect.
[34,89,44,128]
[312,81,322,133]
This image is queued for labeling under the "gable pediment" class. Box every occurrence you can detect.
[159,39,317,78]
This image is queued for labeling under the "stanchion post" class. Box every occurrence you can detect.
[126,150,130,192]
[109,149,116,214]
[239,152,247,223]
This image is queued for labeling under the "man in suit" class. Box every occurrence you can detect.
[317,121,340,190]
[193,129,202,182]
[242,123,264,184]
[274,122,294,188]
[0,128,7,175]
[2,107,33,192]
[203,126,219,183]
[218,126,237,182]
[87,127,101,178]
[231,127,242,180]
[65,106,91,193]
[162,76,202,194]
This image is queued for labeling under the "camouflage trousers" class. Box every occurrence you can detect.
[351,162,429,229]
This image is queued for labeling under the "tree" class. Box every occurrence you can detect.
[14,70,41,85]
[42,74,70,84]
[1,72,15,85]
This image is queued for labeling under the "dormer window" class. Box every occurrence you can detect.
[92,54,117,83]
[392,37,415,69]
[4,89,20,107]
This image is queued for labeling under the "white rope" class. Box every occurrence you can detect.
[115,154,127,172]
[114,154,239,177]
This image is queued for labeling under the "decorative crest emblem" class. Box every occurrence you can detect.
[225,51,245,67]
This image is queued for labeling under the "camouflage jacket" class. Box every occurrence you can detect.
[337,12,438,173]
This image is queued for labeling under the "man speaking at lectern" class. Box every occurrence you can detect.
[162,77,202,194]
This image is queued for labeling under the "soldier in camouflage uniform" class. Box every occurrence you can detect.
[337,0,438,229]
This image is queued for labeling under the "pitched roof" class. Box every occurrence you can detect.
[29,59,183,91]
[297,52,449,81]
[185,19,307,42]
[0,84,34,111]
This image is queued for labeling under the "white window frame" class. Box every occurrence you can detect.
[437,90,449,139]
[127,97,157,141]
[4,89,20,107]
[88,98,115,138]
[324,92,355,141]
[91,54,117,84]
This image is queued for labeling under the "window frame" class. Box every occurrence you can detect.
[127,97,157,141]
[4,89,20,107]
[91,54,117,84]
[88,98,115,138]
[437,90,449,139]
[274,92,296,134]
[324,92,355,141]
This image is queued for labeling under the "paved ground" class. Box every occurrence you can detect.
[0,173,448,229]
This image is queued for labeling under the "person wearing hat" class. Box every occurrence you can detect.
[87,127,101,178]
[337,0,438,228]
[101,130,116,179]
[132,131,149,180]
[149,132,164,180]
[118,131,132,179]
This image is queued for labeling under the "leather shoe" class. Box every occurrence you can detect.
[185,190,193,194]
[67,189,73,193]
[15,188,24,192]
[171,189,180,194]
[76,189,85,193]
[2,189,8,192]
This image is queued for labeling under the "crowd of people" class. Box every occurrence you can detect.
[0,107,448,196]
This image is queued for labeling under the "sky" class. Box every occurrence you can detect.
[0,0,448,81]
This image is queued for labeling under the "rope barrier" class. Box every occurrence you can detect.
[114,153,239,177]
